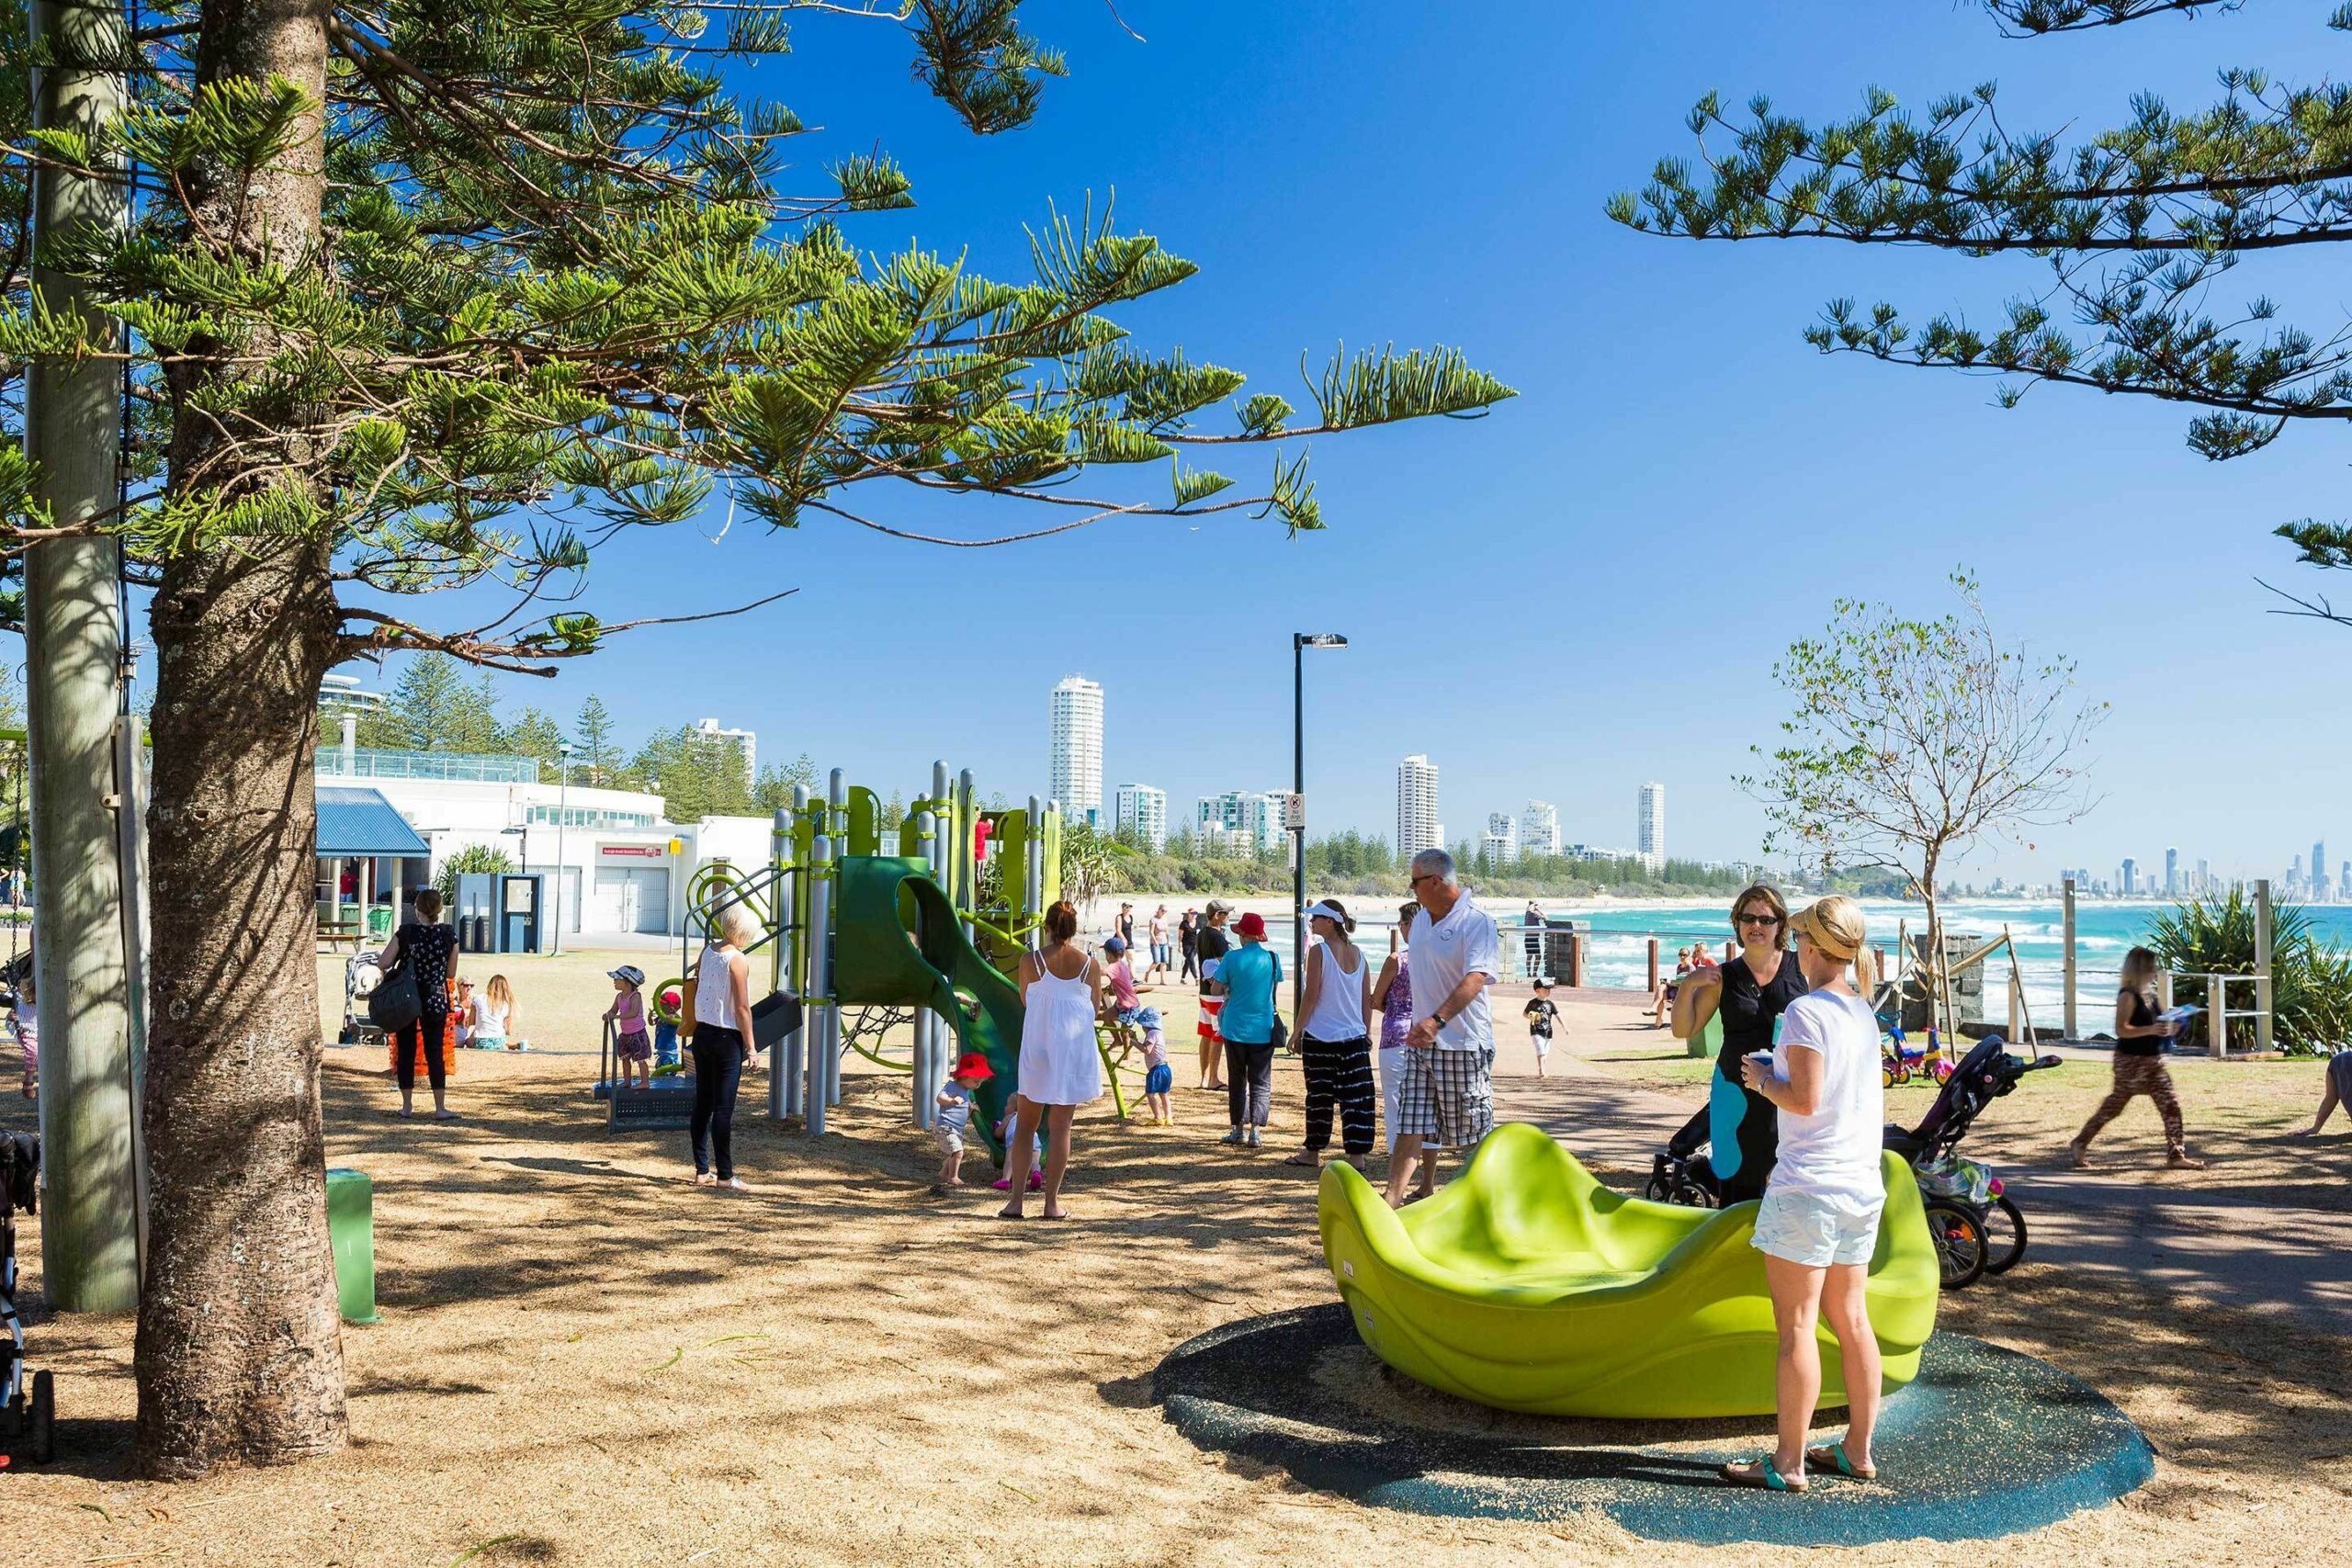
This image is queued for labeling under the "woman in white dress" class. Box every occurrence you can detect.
[1001,900,1103,1220]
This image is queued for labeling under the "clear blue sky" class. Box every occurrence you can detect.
[338,1,2348,886]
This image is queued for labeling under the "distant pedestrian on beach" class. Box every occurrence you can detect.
[1115,901,1136,950]
[1523,900,1545,982]
[1524,981,1560,1077]
[1003,900,1103,1219]
[1287,899,1374,1170]
[1147,904,1171,984]
[2068,945,2206,1170]
[1206,911,1283,1148]
[1194,900,1234,1089]
[2292,1048,2352,1137]
[1179,909,1200,983]
[1674,885,1807,1204]
[1386,851,1501,1207]
[688,901,760,1191]
[1653,947,1693,1028]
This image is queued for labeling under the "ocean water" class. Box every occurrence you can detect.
[1533,898,2352,1026]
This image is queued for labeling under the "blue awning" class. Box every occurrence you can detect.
[316,787,430,858]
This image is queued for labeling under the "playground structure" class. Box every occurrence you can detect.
[656,764,1080,1157]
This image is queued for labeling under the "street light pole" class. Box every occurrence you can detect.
[552,741,574,955]
[1292,633,1347,1021]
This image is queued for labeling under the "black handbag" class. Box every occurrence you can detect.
[1270,1012,1290,1053]
[368,937,424,1033]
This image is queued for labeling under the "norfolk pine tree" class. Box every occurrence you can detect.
[0,1,1510,1473]
[1611,1,2352,607]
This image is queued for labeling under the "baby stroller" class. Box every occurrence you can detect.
[337,953,386,1049]
[2,1132,52,1465]
[1883,1034,2063,1289]
[1646,1105,1725,1209]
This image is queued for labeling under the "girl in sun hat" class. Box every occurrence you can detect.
[604,964,652,1090]
[1724,895,1884,1493]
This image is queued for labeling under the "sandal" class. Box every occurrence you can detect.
[2166,1151,2208,1169]
[1721,1457,1807,1493]
[722,1177,753,1193]
[694,1172,718,1187]
[1805,1443,1877,1481]
[996,1205,1028,1221]
[1282,1150,1319,1168]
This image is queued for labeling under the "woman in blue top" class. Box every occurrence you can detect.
[1206,911,1283,1149]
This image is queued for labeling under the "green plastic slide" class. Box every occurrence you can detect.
[831,855,1023,1156]
[1317,1123,1940,1418]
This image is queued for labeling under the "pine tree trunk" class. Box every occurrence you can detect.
[134,540,347,1477]
[132,0,345,1477]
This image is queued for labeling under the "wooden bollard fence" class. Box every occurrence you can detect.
[1646,936,1659,993]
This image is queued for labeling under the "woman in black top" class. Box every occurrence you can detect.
[2068,946,2205,1169]
[1672,884,1806,1202]
[1178,910,1200,982]
[379,887,459,1120]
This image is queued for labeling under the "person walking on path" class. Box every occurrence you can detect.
[1115,901,1136,949]
[380,888,458,1120]
[1371,901,1435,1201]
[1385,851,1501,1207]
[688,901,760,1191]
[2068,945,2207,1170]
[1673,885,1808,1204]
[1001,900,1104,1218]
[1179,908,1200,983]
[1522,900,1545,982]
[1147,905,1172,984]
[1193,900,1234,1089]
[1287,899,1376,1170]
[1206,910,1283,1148]
[1724,896,1888,1494]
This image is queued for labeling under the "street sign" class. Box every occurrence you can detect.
[1283,792,1306,831]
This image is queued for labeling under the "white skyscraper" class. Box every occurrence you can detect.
[1049,675,1104,827]
[1113,784,1168,852]
[1396,755,1440,861]
[693,716,757,785]
[2165,847,2179,897]
[1520,799,1559,860]
[1637,781,1666,873]
[1483,811,1519,868]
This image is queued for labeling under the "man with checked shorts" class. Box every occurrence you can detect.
[1385,849,1502,1208]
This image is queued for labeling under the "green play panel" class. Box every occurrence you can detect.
[1152,1304,2153,1547]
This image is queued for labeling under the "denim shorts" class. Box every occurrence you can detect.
[1751,1187,1884,1268]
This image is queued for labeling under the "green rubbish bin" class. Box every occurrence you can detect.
[325,1168,381,1325]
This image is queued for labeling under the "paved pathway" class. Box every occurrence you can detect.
[1480,1005,2352,1340]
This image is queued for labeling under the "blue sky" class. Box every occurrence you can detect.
[340,1,2350,885]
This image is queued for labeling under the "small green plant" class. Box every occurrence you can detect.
[434,844,517,904]
[2146,890,2351,1056]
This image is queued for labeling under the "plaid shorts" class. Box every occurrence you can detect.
[1396,1044,1495,1148]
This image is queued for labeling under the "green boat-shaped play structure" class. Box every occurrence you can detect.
[1317,1124,1940,1418]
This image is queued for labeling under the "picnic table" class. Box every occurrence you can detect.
[317,917,365,953]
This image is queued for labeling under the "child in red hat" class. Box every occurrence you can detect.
[933,1052,994,1195]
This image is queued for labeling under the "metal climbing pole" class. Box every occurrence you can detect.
[769,802,797,1122]
[26,0,140,1314]
[822,768,846,1109]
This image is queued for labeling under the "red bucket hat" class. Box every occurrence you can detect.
[951,1052,995,1082]
[1234,911,1268,939]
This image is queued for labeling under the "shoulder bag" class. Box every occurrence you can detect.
[368,929,424,1033]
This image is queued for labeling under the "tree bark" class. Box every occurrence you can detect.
[133,0,346,1477]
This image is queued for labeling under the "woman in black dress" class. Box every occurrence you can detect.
[1178,909,1200,982]
[379,887,459,1120]
[1672,884,1805,1202]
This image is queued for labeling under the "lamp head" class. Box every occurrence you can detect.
[1297,632,1349,649]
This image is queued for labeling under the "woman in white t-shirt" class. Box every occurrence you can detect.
[1724,895,1885,1494]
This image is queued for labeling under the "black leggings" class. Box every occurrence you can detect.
[396,1010,447,1098]
[1300,1034,1376,1155]
[691,1027,747,1179]
[1226,1041,1274,1127]
[1181,947,1198,982]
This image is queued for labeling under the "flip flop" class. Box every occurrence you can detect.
[996,1206,1028,1221]
[1040,1211,1070,1221]
[1721,1457,1807,1493]
[1805,1443,1877,1481]
[1282,1150,1319,1168]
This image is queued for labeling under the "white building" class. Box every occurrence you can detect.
[1050,675,1104,828]
[1114,783,1168,852]
[314,742,773,942]
[1483,811,1519,868]
[1196,789,1285,856]
[1521,799,1559,860]
[693,717,757,785]
[1396,755,1439,861]
[1637,781,1666,873]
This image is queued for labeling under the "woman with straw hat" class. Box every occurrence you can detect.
[1722,895,1885,1493]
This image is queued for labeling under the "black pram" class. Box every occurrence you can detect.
[2,1131,51,1463]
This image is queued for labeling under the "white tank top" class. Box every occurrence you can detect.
[695,943,741,1030]
[1303,942,1368,1041]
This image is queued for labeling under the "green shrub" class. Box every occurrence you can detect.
[2145,891,2351,1055]
[433,843,516,903]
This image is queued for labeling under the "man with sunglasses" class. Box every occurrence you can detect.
[1385,850,1502,1208]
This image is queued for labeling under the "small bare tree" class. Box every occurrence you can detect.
[1743,570,2104,1034]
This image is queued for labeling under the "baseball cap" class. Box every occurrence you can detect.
[606,964,646,987]
[1235,911,1268,939]
[1103,935,1128,955]
[1204,898,1235,917]
[951,1052,995,1082]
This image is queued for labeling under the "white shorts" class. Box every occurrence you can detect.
[933,1124,966,1156]
[1531,1031,1552,1056]
[1751,1188,1884,1268]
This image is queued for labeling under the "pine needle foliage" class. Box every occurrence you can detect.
[1610,3,2352,621]
[0,0,1513,669]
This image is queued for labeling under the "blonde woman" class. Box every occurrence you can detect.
[2068,946,2205,1170]
[469,974,517,1051]
[1724,896,1884,1493]
[688,901,760,1191]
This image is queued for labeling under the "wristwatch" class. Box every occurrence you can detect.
[1430,1013,1448,1028]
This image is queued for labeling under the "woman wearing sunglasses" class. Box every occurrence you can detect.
[1672,884,1806,1203]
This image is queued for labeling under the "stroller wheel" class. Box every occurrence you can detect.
[1668,1178,1718,1210]
[1922,1198,1988,1289]
[1643,1173,1671,1201]
[27,1369,51,1464]
[1983,1193,2028,1275]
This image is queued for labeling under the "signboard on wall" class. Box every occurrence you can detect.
[599,843,665,859]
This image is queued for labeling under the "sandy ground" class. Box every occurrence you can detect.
[2,964,2347,1566]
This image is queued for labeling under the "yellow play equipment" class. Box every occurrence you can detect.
[1317,1123,1940,1418]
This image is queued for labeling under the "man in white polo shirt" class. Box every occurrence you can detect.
[1385,848,1503,1207]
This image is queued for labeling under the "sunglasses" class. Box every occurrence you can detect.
[1736,912,1781,928]
[1409,873,1441,887]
